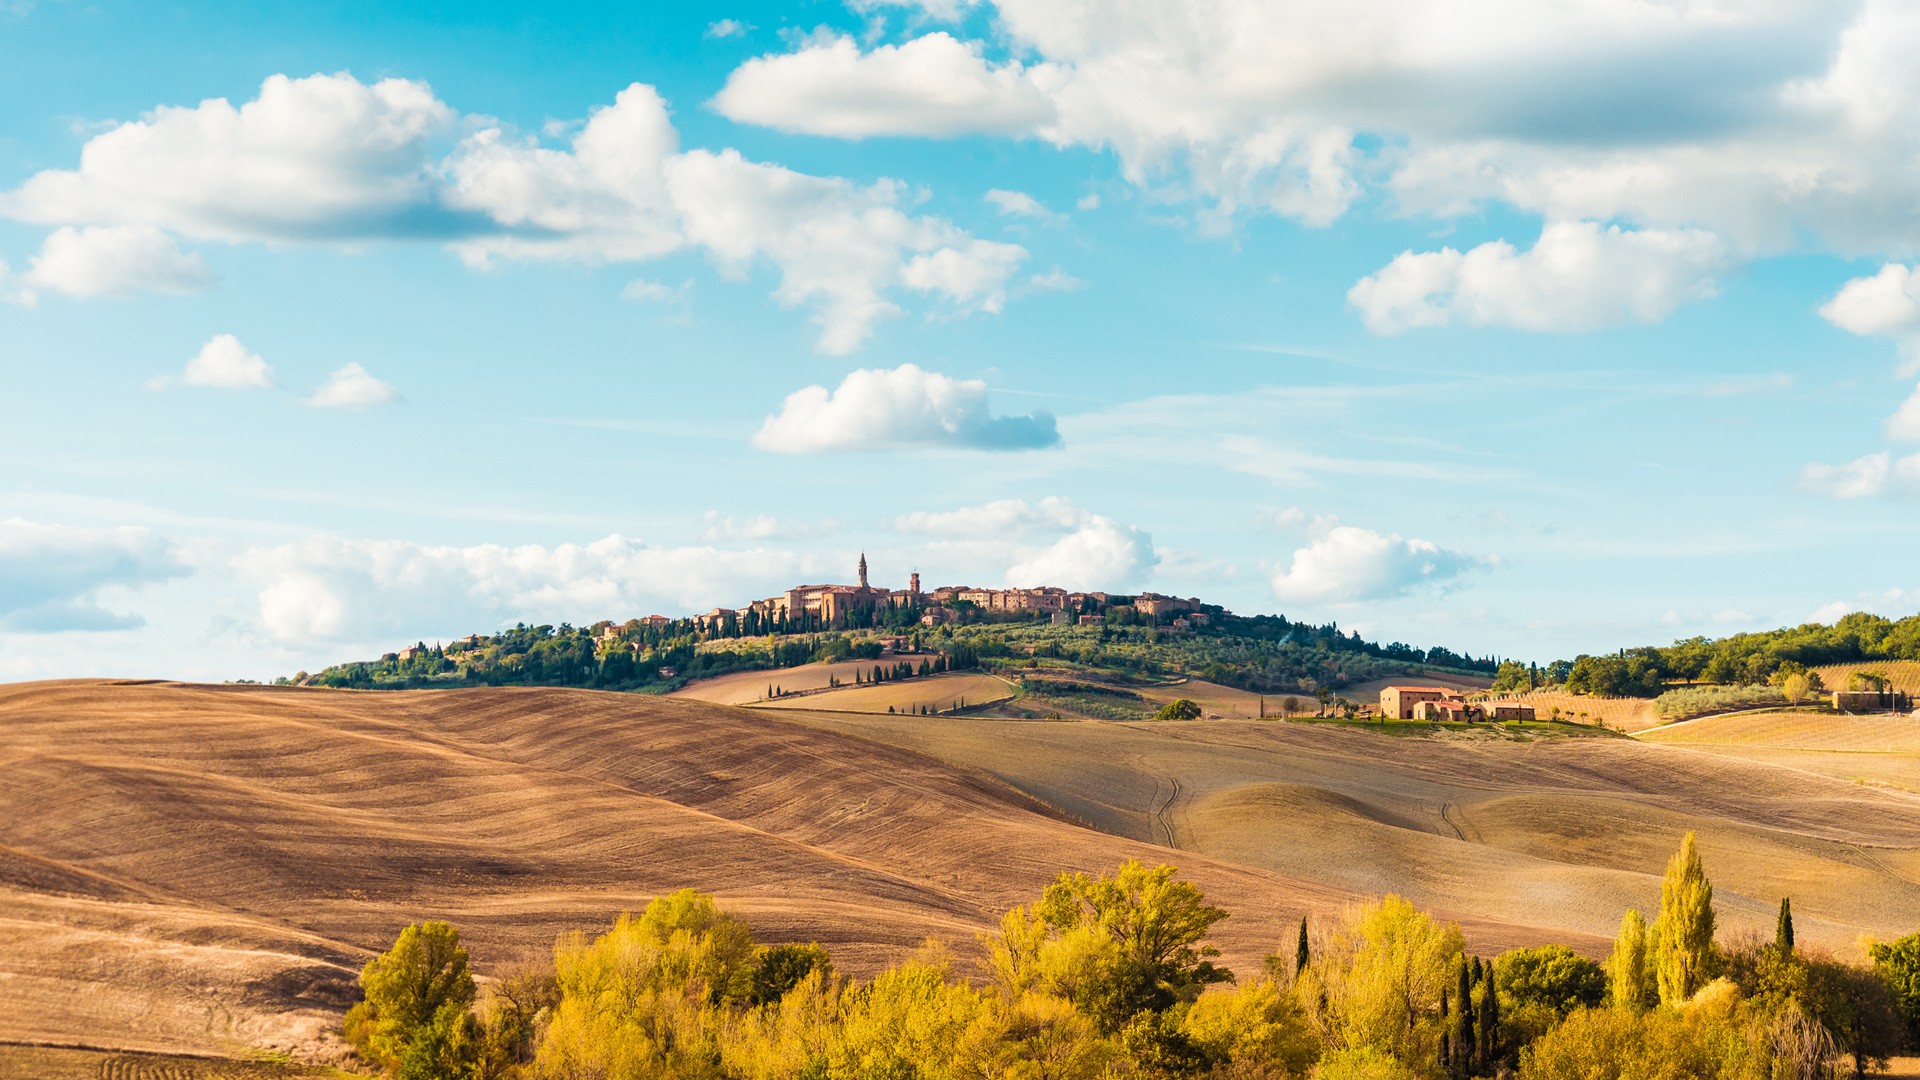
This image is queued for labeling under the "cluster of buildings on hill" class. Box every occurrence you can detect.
[670,554,1211,634]
[1379,684,1536,722]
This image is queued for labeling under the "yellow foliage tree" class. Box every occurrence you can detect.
[1299,894,1463,1066]
[534,889,758,1080]
[1607,909,1655,1011]
[1652,833,1717,1007]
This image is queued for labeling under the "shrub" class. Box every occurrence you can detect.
[1653,684,1787,721]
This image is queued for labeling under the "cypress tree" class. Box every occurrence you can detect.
[1608,908,1652,1010]
[1653,831,1716,1005]
[1476,972,1500,1072]
[1438,990,1451,1075]
[1294,916,1310,975]
[1452,959,1474,1077]
[1775,897,1794,955]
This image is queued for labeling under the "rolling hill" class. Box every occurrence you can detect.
[0,679,1396,1063]
[9,679,1920,1067]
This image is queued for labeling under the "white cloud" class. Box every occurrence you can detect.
[1269,524,1485,605]
[706,18,750,39]
[1822,263,1920,374]
[2,72,456,243]
[13,224,214,301]
[1809,587,1920,626]
[1347,221,1728,334]
[1890,383,1920,441]
[3,73,1024,354]
[712,33,1057,138]
[308,362,398,408]
[621,277,690,303]
[716,3,1920,254]
[984,188,1057,219]
[232,533,811,645]
[1075,194,1100,211]
[1022,268,1086,293]
[154,333,275,390]
[892,496,1084,535]
[0,519,186,632]
[1005,516,1156,591]
[752,363,1060,452]
[1799,452,1894,499]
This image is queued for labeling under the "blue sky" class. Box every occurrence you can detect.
[4,0,1919,681]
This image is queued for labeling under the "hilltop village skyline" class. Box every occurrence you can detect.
[627,553,1210,637]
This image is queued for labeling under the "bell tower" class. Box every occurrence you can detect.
[910,571,920,596]
[858,552,869,589]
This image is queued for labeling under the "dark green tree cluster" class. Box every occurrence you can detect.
[1547,610,1920,698]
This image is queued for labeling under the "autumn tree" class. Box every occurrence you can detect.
[1607,910,1655,1011]
[343,921,478,1075]
[1652,832,1717,1005]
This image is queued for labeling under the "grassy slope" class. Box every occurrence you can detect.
[773,711,1920,963]
[0,680,1370,1061]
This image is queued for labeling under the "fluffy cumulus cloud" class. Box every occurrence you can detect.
[717,1,1920,264]
[1,72,456,243]
[152,333,275,390]
[1347,222,1728,334]
[1798,451,1920,500]
[1823,264,1920,375]
[0,519,187,631]
[308,362,398,408]
[1269,524,1484,605]
[8,224,214,302]
[713,33,1057,138]
[2,73,1025,352]
[752,363,1060,452]
[887,496,1157,591]
[1005,516,1156,591]
[233,534,814,646]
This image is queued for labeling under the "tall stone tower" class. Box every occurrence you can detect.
[858,552,869,588]
[910,571,920,596]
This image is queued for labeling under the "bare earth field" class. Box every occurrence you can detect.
[664,658,906,705]
[773,711,1920,964]
[0,680,1369,1063]
[750,671,1015,714]
[9,680,1920,1067]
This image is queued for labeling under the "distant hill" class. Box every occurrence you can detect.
[286,609,1499,698]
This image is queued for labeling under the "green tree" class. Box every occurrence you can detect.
[1026,861,1231,1030]
[749,942,834,1006]
[1775,898,1794,956]
[343,921,477,1075]
[1607,910,1655,1011]
[1652,832,1717,1005]
[1297,916,1311,976]
[1152,698,1202,721]
[1449,960,1474,1077]
[1869,932,1920,1047]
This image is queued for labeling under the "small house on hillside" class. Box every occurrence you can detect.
[1490,703,1537,722]
[1833,689,1914,713]
[1380,685,1464,719]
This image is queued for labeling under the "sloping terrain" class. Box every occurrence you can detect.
[776,711,1920,961]
[751,672,1014,714]
[0,680,1373,1062]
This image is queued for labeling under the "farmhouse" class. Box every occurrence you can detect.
[1380,684,1465,719]
[1490,703,1537,722]
[1833,689,1915,713]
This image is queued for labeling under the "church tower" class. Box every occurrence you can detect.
[858,552,869,589]
[910,571,920,596]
